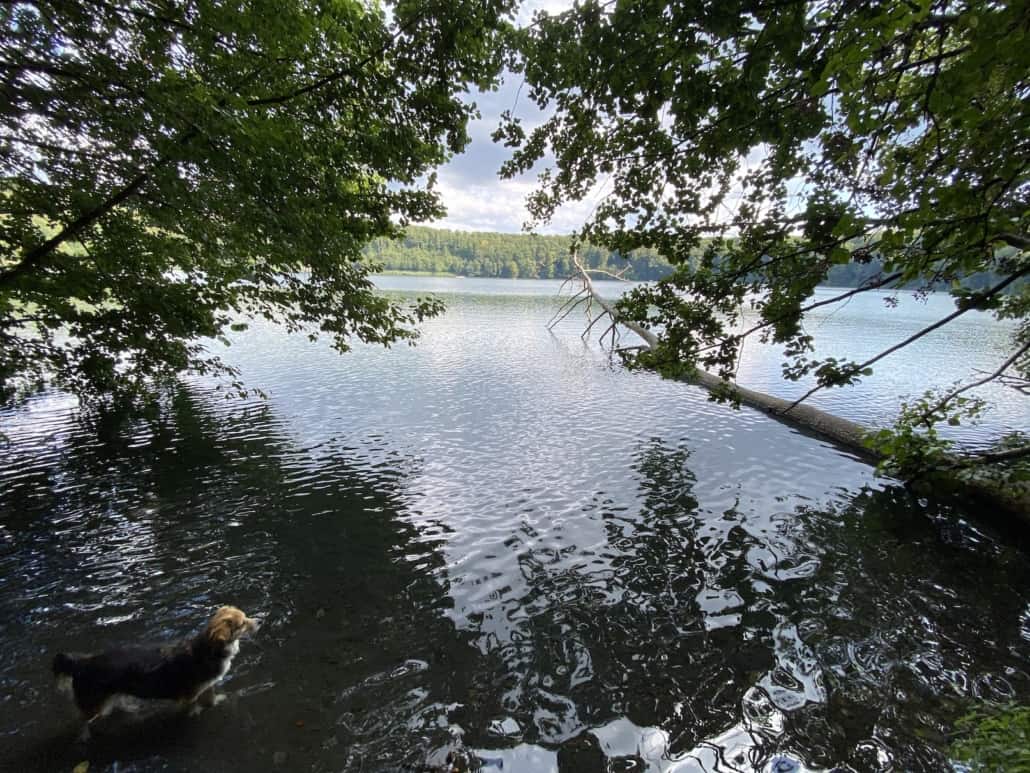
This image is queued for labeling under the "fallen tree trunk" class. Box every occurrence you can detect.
[559,255,1029,521]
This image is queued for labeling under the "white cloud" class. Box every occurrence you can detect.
[517,0,572,24]
[429,172,602,235]
[424,2,723,236]
[423,70,609,235]
[416,1,576,234]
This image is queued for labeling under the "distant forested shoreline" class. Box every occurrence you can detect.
[366,226,1009,290]
[365,226,671,281]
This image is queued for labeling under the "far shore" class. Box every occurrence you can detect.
[372,270,951,292]
[375,269,462,278]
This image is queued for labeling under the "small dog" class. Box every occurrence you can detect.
[53,605,259,733]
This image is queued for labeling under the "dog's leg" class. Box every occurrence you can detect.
[185,686,224,716]
[77,700,110,743]
[198,687,225,708]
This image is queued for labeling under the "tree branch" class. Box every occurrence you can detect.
[947,444,1030,468]
[994,232,1030,250]
[917,338,1030,425]
[781,268,1030,414]
[695,270,904,356]
[245,9,428,107]
[0,6,437,286]
[547,287,589,329]
[567,250,659,348]
[0,168,153,287]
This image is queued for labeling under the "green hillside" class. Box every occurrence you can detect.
[366,226,1014,290]
[364,226,673,281]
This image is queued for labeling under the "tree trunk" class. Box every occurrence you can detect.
[561,256,1030,522]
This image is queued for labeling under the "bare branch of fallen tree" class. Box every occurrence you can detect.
[564,250,659,348]
[547,287,590,330]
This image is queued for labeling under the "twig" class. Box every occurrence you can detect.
[946,444,1030,469]
[582,311,608,340]
[918,339,1030,424]
[781,268,1030,414]
[581,265,632,281]
[547,287,588,326]
[697,270,904,356]
[547,289,590,330]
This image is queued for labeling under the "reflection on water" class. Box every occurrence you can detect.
[2,389,491,771]
[0,281,1028,772]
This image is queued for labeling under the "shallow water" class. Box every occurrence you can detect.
[0,278,1028,772]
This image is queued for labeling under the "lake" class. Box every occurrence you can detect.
[1,276,1028,772]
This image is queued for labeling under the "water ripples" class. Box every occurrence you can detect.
[1,284,1028,771]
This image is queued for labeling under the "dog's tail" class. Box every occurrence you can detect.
[52,652,83,678]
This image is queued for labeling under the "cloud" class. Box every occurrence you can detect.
[426,73,608,236]
[430,172,602,235]
[517,0,572,24]
[428,71,610,235]
[422,1,806,237]
[421,1,577,234]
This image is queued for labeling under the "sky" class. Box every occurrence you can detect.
[428,79,600,236]
[426,0,595,236]
[425,2,796,237]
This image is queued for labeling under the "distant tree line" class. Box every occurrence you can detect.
[364,226,673,280]
[366,226,1017,290]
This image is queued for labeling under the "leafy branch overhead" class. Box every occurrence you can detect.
[0,0,515,403]
[503,0,1029,475]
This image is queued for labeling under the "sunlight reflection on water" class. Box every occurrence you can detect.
[0,278,1027,772]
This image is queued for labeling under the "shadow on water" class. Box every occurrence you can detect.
[787,486,1030,771]
[1,390,1029,772]
[0,386,481,771]
[473,439,781,770]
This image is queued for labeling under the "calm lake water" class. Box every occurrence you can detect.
[1,277,1028,772]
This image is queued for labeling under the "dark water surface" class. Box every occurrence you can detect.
[1,279,1028,772]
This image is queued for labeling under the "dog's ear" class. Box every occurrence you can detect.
[205,606,239,646]
[207,618,233,646]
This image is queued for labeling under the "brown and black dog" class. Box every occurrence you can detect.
[53,605,259,735]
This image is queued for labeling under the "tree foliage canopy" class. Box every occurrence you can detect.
[502,0,1029,471]
[0,0,514,403]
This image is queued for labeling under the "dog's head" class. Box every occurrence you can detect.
[204,605,260,647]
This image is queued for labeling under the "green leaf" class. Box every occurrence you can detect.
[0,0,517,405]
